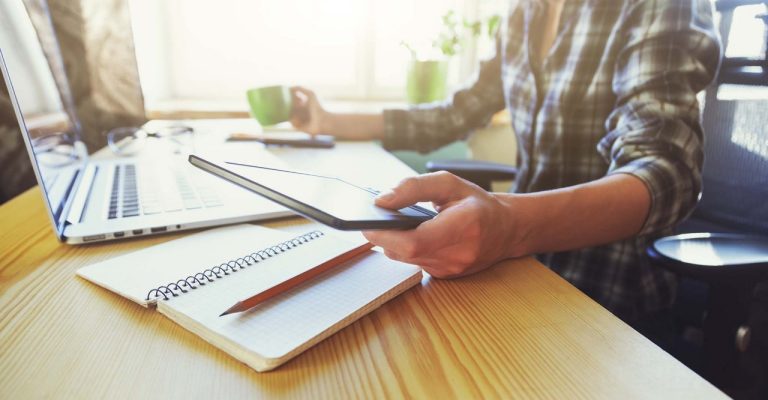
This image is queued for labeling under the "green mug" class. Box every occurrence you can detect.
[246,85,292,126]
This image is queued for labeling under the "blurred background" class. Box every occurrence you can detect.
[0,0,766,202]
[129,0,504,107]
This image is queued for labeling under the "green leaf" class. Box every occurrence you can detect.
[486,15,501,37]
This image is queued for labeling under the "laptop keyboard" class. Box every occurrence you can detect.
[107,164,223,219]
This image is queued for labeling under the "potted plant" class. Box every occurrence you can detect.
[401,11,500,104]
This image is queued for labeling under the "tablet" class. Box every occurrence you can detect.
[189,155,436,230]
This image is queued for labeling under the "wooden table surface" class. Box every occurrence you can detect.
[0,188,726,399]
[0,130,725,398]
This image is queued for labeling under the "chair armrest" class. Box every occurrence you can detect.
[647,233,768,283]
[425,159,517,191]
[719,65,768,86]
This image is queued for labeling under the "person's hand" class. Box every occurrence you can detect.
[289,86,385,140]
[362,172,525,278]
[290,86,327,135]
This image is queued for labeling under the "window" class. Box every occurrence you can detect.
[722,3,767,59]
[129,0,504,108]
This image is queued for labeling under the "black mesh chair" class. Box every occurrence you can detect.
[646,1,768,397]
[425,158,517,191]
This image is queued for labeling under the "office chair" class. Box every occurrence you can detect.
[425,117,518,190]
[425,158,516,191]
[646,1,768,397]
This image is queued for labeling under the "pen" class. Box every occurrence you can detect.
[219,241,374,316]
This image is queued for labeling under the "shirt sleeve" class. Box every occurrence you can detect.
[597,0,721,235]
[382,39,507,154]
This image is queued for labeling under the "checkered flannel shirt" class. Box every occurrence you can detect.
[382,0,721,320]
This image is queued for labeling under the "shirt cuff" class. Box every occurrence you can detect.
[381,109,412,151]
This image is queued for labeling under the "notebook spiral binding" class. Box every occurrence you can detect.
[145,231,324,302]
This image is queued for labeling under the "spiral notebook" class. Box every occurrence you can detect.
[76,224,422,372]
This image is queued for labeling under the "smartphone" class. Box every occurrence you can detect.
[228,133,335,149]
[189,155,436,230]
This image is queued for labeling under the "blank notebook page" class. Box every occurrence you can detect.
[157,250,421,368]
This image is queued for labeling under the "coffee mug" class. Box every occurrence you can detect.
[246,85,292,126]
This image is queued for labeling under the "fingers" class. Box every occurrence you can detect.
[290,109,309,127]
[363,204,476,263]
[363,229,424,261]
[364,191,492,277]
[290,86,317,103]
[378,243,490,279]
[289,87,316,130]
[290,86,307,97]
[289,86,312,112]
[375,171,475,210]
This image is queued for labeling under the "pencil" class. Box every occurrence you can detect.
[219,241,374,316]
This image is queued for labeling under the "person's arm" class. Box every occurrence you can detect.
[363,0,721,278]
[596,0,721,235]
[502,173,652,255]
[378,45,506,153]
[322,113,384,140]
[290,41,506,147]
[362,172,649,278]
[289,86,384,140]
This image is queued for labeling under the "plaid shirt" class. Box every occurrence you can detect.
[382,0,721,320]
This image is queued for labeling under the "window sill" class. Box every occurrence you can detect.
[145,99,408,120]
[145,99,511,128]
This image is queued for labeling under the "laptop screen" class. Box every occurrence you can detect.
[0,4,87,240]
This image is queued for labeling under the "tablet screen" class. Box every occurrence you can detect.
[191,156,435,230]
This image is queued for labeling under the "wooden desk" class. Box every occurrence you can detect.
[0,139,725,398]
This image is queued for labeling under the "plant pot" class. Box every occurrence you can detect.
[406,59,449,104]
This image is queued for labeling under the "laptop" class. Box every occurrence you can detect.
[0,50,292,244]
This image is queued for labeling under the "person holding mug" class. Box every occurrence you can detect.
[289,0,721,335]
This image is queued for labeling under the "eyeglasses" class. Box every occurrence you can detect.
[106,125,195,156]
[31,132,82,167]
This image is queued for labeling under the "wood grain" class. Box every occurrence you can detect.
[0,190,726,399]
